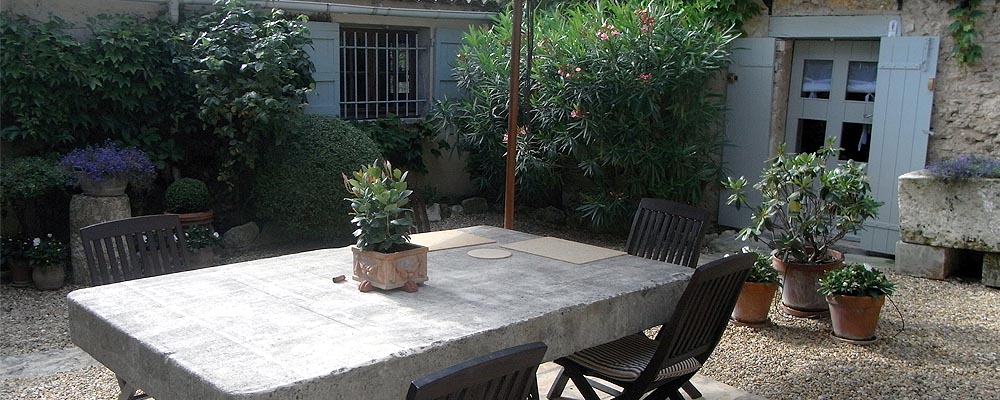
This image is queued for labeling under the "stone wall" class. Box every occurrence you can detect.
[745,0,999,161]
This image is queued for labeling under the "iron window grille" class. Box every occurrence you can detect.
[340,28,427,119]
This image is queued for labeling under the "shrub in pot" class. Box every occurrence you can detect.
[58,142,155,197]
[343,160,426,293]
[818,263,895,344]
[25,234,67,290]
[731,247,780,327]
[165,178,214,227]
[723,138,882,317]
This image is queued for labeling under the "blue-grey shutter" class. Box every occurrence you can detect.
[434,28,465,101]
[304,22,340,116]
[861,36,939,255]
[718,38,776,229]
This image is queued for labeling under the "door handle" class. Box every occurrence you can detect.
[864,113,873,118]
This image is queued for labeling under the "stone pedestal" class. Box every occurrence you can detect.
[894,241,969,280]
[70,194,131,285]
[984,253,1000,288]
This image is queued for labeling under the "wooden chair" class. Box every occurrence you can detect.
[80,215,190,286]
[409,191,431,234]
[625,198,711,269]
[546,254,754,400]
[407,342,548,400]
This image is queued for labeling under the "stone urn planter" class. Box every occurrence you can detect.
[826,294,886,344]
[32,263,66,290]
[352,244,428,293]
[772,249,844,317]
[77,174,128,197]
[731,282,779,327]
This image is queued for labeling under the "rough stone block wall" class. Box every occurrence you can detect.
[749,0,999,161]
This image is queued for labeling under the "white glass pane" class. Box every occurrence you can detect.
[846,61,877,101]
[801,60,833,99]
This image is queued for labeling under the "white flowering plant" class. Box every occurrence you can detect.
[24,234,66,267]
[184,226,220,252]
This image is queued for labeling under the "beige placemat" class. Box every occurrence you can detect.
[467,249,512,259]
[410,231,496,252]
[501,237,626,265]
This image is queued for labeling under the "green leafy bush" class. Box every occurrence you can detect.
[818,263,895,297]
[352,115,448,174]
[165,178,212,213]
[178,0,314,183]
[0,157,66,203]
[433,0,735,226]
[254,115,382,239]
[343,160,415,252]
[741,247,779,284]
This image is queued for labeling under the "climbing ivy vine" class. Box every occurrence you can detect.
[947,0,984,65]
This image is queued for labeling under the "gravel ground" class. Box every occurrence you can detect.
[2,210,999,399]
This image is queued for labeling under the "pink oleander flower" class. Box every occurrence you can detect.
[638,72,651,80]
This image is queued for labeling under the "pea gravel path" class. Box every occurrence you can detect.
[2,211,998,399]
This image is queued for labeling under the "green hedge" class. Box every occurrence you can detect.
[254,115,382,239]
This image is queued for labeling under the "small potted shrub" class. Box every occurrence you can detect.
[731,247,780,327]
[818,263,895,344]
[25,234,67,290]
[2,237,32,287]
[58,142,156,197]
[343,160,426,293]
[724,138,882,317]
[184,225,220,270]
[165,178,214,227]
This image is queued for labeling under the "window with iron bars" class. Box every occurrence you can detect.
[340,28,427,120]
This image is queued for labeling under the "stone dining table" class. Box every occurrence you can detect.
[68,226,692,400]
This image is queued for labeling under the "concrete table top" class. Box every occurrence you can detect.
[68,226,692,400]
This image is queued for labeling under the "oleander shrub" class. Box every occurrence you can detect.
[254,115,382,239]
[432,0,735,227]
[165,178,212,213]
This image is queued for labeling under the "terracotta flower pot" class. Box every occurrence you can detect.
[187,247,218,270]
[731,281,779,327]
[772,250,844,317]
[9,258,33,288]
[165,210,215,228]
[827,294,886,344]
[352,244,428,293]
[32,263,66,291]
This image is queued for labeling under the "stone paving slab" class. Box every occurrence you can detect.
[0,347,99,380]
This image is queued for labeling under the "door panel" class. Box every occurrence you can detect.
[718,38,776,229]
[861,36,939,255]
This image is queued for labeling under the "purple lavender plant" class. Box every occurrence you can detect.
[926,154,1000,179]
[58,142,156,186]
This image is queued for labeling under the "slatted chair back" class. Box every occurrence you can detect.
[407,342,548,400]
[80,215,189,286]
[628,253,753,393]
[409,191,431,234]
[625,198,711,268]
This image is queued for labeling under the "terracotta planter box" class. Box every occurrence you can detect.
[898,170,1000,253]
[352,244,428,293]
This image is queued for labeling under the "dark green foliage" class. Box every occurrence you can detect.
[947,0,984,65]
[177,0,314,184]
[254,115,382,239]
[818,263,895,297]
[432,0,735,226]
[0,13,193,166]
[352,115,449,174]
[742,247,779,284]
[0,157,66,203]
[343,160,415,252]
[165,178,212,213]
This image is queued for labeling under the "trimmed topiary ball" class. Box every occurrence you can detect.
[165,178,212,213]
[254,115,382,239]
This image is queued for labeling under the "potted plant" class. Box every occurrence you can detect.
[731,247,780,327]
[184,225,220,270]
[25,234,67,290]
[58,141,156,197]
[343,160,426,293]
[165,178,215,227]
[818,263,895,344]
[2,237,32,287]
[723,138,882,317]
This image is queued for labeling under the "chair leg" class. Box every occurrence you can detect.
[681,381,702,399]
[546,368,570,399]
[560,364,603,400]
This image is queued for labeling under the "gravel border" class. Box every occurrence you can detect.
[3,211,998,399]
